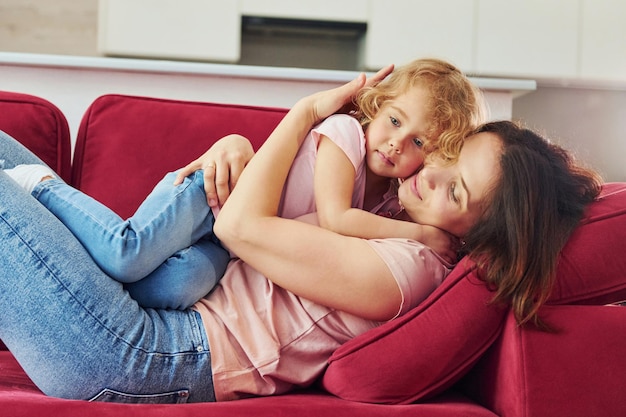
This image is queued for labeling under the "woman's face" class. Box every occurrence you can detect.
[398,131,502,237]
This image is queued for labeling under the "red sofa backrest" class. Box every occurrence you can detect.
[0,91,72,181]
[550,182,626,305]
[72,94,288,218]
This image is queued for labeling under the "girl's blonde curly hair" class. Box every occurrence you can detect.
[352,58,486,161]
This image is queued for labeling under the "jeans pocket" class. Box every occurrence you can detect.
[89,388,191,404]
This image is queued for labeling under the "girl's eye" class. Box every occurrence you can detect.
[390,116,400,127]
[449,182,460,204]
[413,138,424,148]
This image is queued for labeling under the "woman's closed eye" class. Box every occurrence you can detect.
[449,182,460,204]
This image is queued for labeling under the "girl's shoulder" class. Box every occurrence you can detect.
[312,114,365,146]
[317,113,362,130]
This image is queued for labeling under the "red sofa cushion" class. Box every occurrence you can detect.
[0,352,496,417]
[322,183,626,405]
[549,182,626,304]
[0,91,72,181]
[72,94,288,218]
[460,304,626,417]
[322,259,507,404]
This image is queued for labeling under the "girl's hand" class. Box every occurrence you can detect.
[173,134,255,208]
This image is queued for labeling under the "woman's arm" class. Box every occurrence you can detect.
[174,65,394,209]
[215,73,403,321]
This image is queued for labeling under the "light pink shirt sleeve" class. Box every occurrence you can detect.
[309,114,367,173]
[279,114,367,219]
[366,238,451,317]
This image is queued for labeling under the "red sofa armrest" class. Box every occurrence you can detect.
[0,91,72,351]
[461,304,626,417]
[0,91,71,182]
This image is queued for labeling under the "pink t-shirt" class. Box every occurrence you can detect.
[193,238,449,401]
[278,113,368,218]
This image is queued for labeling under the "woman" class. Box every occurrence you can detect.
[0,75,601,403]
[6,59,479,308]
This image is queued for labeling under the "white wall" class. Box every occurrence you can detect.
[0,53,532,148]
[513,85,626,182]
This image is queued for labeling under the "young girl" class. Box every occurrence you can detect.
[5,58,484,309]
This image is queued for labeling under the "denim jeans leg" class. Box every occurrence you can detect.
[32,170,219,282]
[126,236,230,309]
[0,130,49,168]
[0,171,215,403]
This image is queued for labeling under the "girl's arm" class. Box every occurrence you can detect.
[214,73,403,321]
[314,137,458,262]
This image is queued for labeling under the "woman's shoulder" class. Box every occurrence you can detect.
[366,238,452,316]
[366,238,451,269]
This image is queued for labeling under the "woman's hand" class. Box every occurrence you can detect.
[337,64,394,115]
[365,64,394,88]
[298,64,395,126]
[173,134,254,208]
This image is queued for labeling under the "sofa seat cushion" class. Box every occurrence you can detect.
[72,94,287,218]
[0,351,496,417]
[0,91,71,181]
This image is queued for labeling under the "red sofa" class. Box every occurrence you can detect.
[1,90,626,417]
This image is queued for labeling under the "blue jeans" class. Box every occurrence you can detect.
[30,168,229,310]
[0,131,215,402]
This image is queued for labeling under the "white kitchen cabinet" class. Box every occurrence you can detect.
[98,0,240,62]
[364,0,475,71]
[579,0,626,82]
[475,0,579,78]
[97,0,625,84]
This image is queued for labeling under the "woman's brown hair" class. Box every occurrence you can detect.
[462,121,603,328]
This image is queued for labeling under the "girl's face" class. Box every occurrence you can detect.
[364,86,433,179]
[398,131,502,238]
